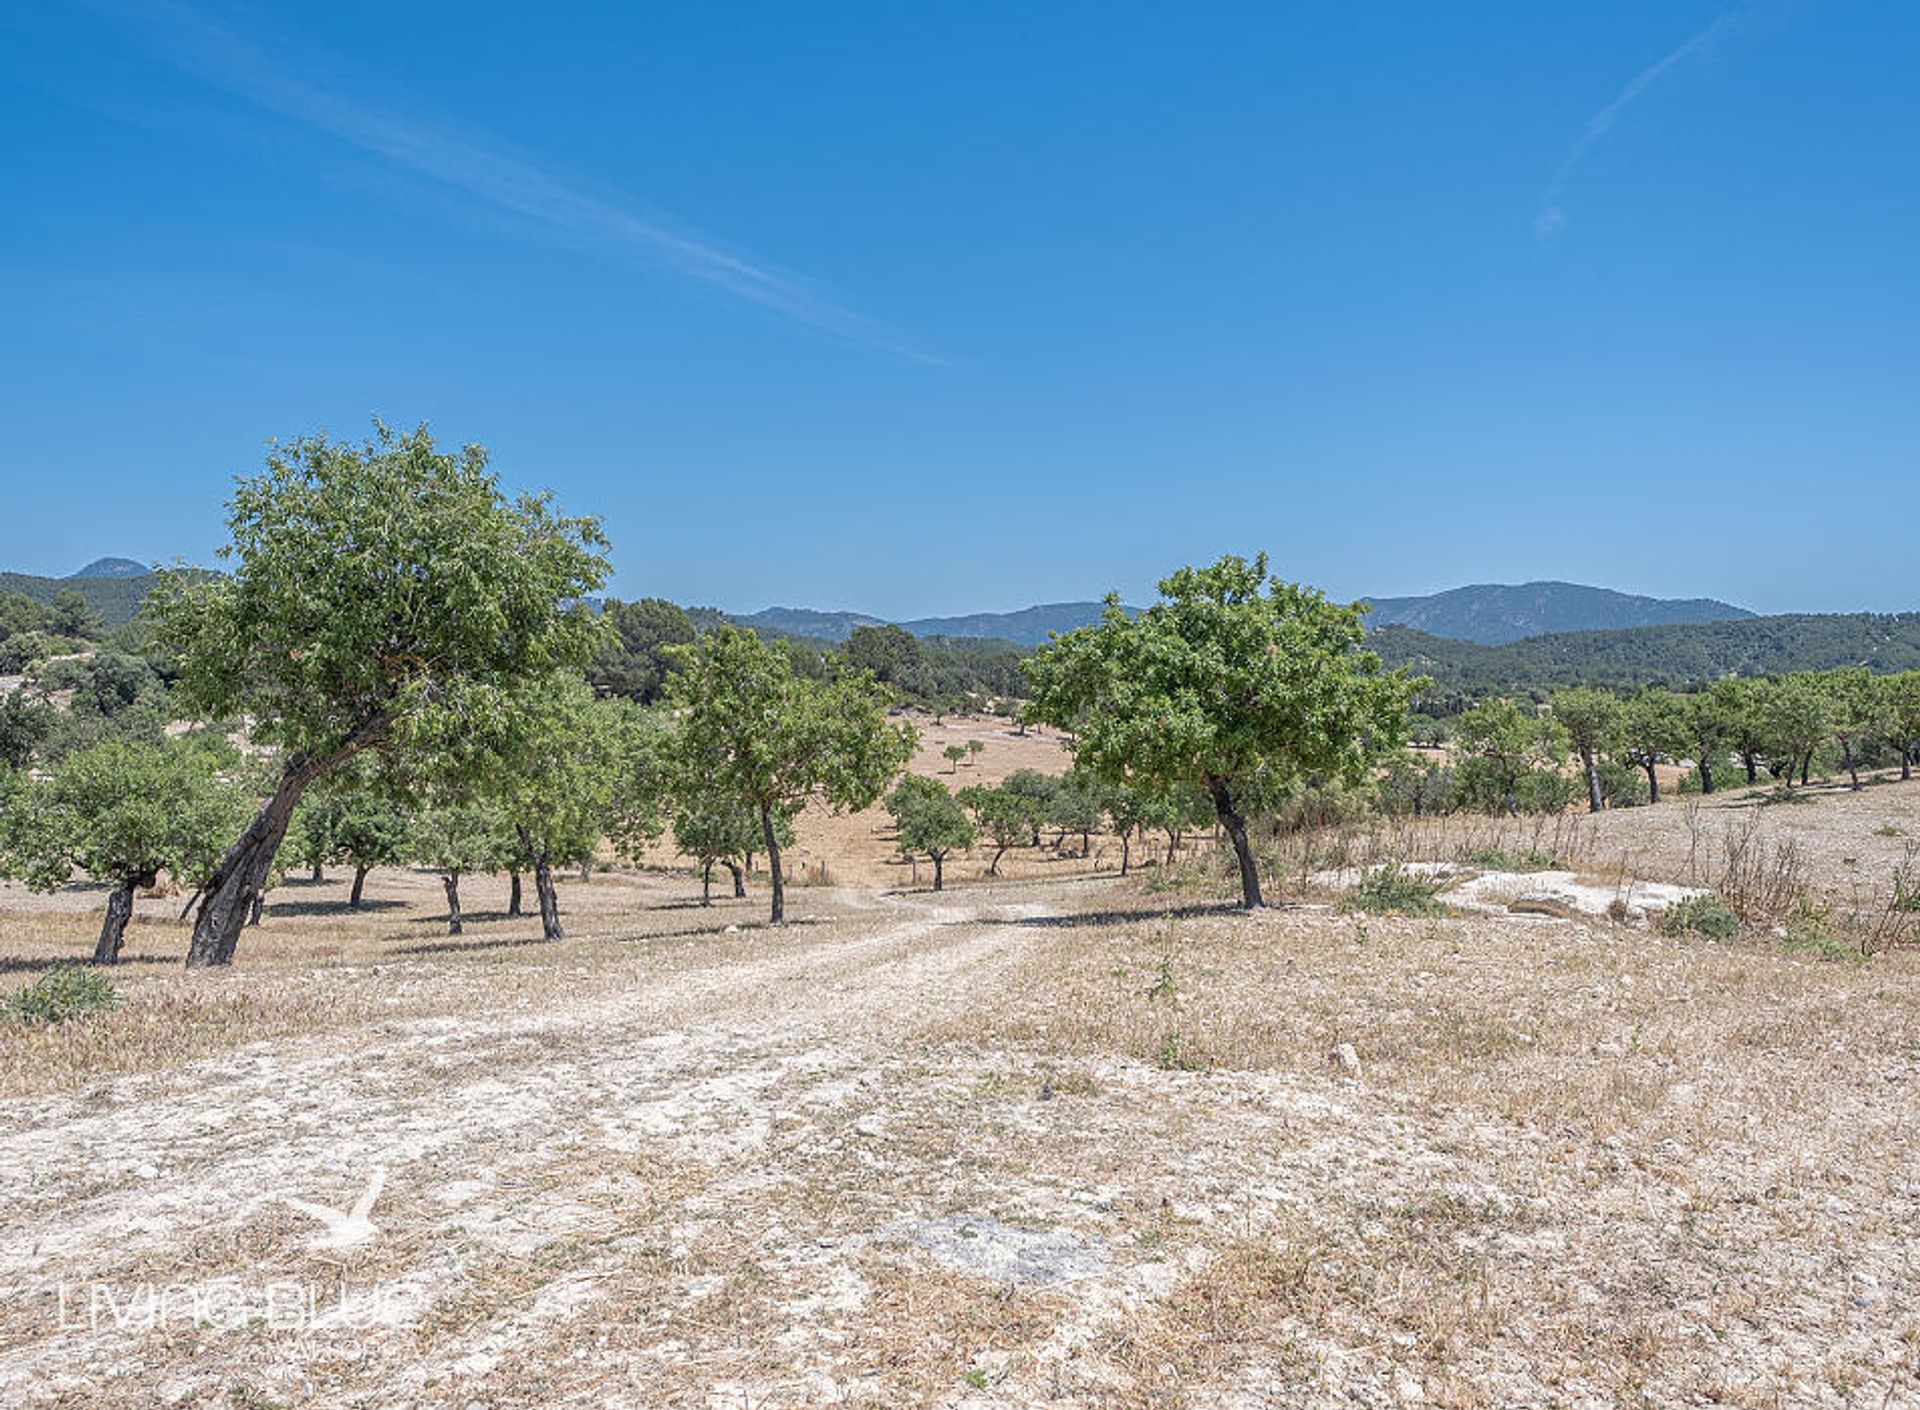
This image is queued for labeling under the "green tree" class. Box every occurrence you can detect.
[0,690,53,771]
[1881,671,1920,782]
[587,597,696,704]
[1681,688,1734,796]
[1548,688,1618,813]
[887,775,975,891]
[1002,769,1062,845]
[845,623,921,684]
[0,736,245,964]
[667,627,915,922]
[672,795,794,904]
[459,675,667,939]
[1023,555,1420,908]
[1611,690,1689,803]
[153,420,608,966]
[942,743,967,774]
[1825,668,1878,790]
[1048,768,1106,854]
[1759,675,1831,788]
[411,800,508,935]
[965,738,985,767]
[48,589,105,641]
[1711,678,1770,785]
[957,784,1036,876]
[321,773,413,910]
[1453,699,1569,816]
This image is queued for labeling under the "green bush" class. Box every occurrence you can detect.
[3,965,121,1025]
[1339,865,1447,916]
[1597,761,1648,808]
[1657,894,1741,941]
[1462,846,1558,872]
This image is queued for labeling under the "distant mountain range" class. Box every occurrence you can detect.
[734,601,1135,646]
[734,582,1754,648]
[0,559,1778,652]
[1360,581,1752,645]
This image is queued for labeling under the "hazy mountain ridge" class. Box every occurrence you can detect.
[1362,581,1753,645]
[1,568,159,627]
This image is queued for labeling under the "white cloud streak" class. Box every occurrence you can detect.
[1535,12,1741,237]
[91,0,941,362]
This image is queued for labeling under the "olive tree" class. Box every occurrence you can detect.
[1024,555,1421,908]
[154,421,608,966]
[667,627,915,922]
[0,736,245,963]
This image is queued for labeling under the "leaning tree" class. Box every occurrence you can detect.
[153,420,608,967]
[667,627,915,922]
[1023,554,1422,909]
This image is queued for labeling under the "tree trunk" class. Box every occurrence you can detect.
[1643,762,1660,804]
[1801,752,1812,787]
[725,860,745,898]
[1165,830,1178,866]
[1204,777,1263,909]
[990,843,1007,877]
[247,890,265,927]
[1698,757,1714,796]
[1843,741,1861,790]
[701,862,713,906]
[1503,777,1517,816]
[1582,749,1603,813]
[534,856,563,940]
[579,860,591,882]
[310,863,324,883]
[508,872,523,918]
[932,852,945,892]
[1904,749,1913,783]
[1120,831,1131,877]
[760,803,785,924]
[350,865,370,909]
[1743,752,1758,785]
[186,710,393,969]
[93,875,139,965]
[443,871,463,935]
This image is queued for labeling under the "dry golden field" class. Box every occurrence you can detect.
[2,752,1919,1407]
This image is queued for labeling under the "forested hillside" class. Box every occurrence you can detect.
[1375,613,1920,694]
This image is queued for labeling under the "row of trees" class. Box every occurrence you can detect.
[1446,669,1920,816]
[0,424,920,966]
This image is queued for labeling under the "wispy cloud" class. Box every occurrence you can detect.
[1535,12,1741,237]
[89,0,940,362]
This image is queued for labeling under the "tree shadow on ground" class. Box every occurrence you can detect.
[0,953,177,976]
[976,899,1250,929]
[263,898,407,919]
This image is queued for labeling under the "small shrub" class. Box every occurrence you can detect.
[1339,865,1446,916]
[1462,846,1558,872]
[1657,894,1741,941]
[3,966,121,1025]
[1873,825,1905,838]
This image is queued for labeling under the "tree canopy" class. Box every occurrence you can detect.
[1023,554,1422,907]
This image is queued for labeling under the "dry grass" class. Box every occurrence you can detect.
[5,779,1920,1406]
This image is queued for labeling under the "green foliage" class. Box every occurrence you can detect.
[1453,699,1569,813]
[1375,753,1456,817]
[845,624,921,684]
[154,419,610,767]
[3,966,120,1025]
[673,795,792,875]
[0,690,54,770]
[411,799,510,877]
[1338,865,1447,916]
[1610,690,1689,800]
[1657,894,1741,940]
[0,734,245,895]
[667,626,915,919]
[1461,847,1558,871]
[886,775,975,884]
[586,597,696,704]
[1024,554,1421,907]
[956,783,1041,873]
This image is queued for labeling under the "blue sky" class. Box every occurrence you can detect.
[2,1,1915,616]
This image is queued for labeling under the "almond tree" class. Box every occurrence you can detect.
[0,736,245,963]
[1550,687,1618,813]
[154,421,607,966]
[667,627,915,922]
[1025,555,1422,908]
[886,775,974,891]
